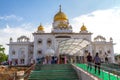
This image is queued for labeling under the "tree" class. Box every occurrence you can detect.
[0,45,8,63]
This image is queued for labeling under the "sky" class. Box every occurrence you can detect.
[0,0,120,54]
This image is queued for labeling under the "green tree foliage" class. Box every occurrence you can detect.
[0,45,8,63]
[115,54,120,60]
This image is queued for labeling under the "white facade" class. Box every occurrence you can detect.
[8,36,33,65]
[8,6,115,65]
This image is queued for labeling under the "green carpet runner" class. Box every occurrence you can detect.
[28,64,79,80]
[76,64,120,80]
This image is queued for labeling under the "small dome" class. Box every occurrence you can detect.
[38,24,44,31]
[45,47,55,56]
[54,5,68,21]
[81,24,87,31]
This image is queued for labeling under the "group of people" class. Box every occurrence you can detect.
[42,56,58,64]
[86,52,101,75]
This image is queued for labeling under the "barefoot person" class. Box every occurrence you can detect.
[93,52,101,75]
[86,52,92,71]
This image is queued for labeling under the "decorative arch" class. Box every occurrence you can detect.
[17,35,29,42]
[94,35,106,41]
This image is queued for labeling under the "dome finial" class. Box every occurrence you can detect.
[59,5,61,12]
[40,23,42,26]
[54,5,68,21]
[82,23,84,26]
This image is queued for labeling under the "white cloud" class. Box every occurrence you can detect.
[0,23,34,54]
[44,24,52,33]
[71,7,120,54]
[1,7,120,55]
[0,15,23,21]
[0,22,52,55]
[42,7,120,54]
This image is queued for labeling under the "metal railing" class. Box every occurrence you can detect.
[76,63,120,80]
[16,64,35,80]
[24,64,35,79]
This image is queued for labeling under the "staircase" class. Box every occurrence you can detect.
[28,64,79,80]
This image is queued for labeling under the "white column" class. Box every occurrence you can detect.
[9,45,12,61]
[33,35,37,63]
[25,46,28,65]
[111,45,115,63]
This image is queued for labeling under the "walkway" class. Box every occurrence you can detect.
[76,63,120,80]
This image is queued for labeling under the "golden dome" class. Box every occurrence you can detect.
[81,24,87,31]
[38,24,44,31]
[54,5,68,21]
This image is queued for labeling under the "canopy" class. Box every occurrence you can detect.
[58,38,90,56]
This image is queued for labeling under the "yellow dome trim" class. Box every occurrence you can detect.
[38,24,44,31]
[54,5,68,21]
[81,23,87,31]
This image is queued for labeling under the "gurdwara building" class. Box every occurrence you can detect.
[8,6,115,65]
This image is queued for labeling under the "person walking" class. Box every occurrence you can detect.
[93,52,101,75]
[86,52,92,71]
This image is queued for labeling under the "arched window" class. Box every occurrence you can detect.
[36,50,42,60]
[17,36,29,42]
[107,50,111,54]
[47,38,52,46]
[12,50,15,55]
[38,38,42,44]
[38,50,42,54]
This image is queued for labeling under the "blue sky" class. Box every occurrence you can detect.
[0,0,120,54]
[0,0,119,28]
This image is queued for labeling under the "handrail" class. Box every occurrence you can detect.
[76,63,120,80]
[24,64,35,74]
[15,64,35,79]
[89,63,120,76]
[23,64,35,79]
